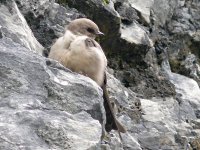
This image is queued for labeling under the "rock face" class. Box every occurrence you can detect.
[0,0,200,149]
[15,0,85,56]
[0,1,44,54]
[0,36,104,149]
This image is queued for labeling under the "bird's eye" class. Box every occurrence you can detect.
[87,28,94,33]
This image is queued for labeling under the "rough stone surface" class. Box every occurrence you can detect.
[1,0,200,149]
[120,23,152,46]
[0,1,43,54]
[128,0,154,24]
[113,0,139,24]
[16,0,84,56]
[0,36,105,149]
[163,0,200,86]
[152,0,178,26]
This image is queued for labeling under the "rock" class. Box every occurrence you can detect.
[182,54,200,80]
[113,0,178,26]
[113,0,139,24]
[36,111,102,150]
[107,73,142,122]
[130,72,200,149]
[105,59,200,149]
[127,0,154,24]
[0,35,105,149]
[152,0,178,27]
[0,0,43,54]
[120,23,152,46]
[153,0,200,86]
[190,31,200,67]
[167,0,200,34]
[0,3,128,149]
[166,22,200,86]
[193,30,200,42]
[16,0,85,55]
[106,73,142,149]
[169,72,200,113]
[168,7,194,34]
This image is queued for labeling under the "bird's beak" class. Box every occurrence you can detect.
[96,31,104,36]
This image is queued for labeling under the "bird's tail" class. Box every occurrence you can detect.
[102,74,126,133]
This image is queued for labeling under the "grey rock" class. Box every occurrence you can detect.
[113,0,178,26]
[113,0,139,24]
[169,72,200,114]
[165,0,200,84]
[127,0,154,24]
[132,79,199,150]
[107,73,142,122]
[120,23,153,47]
[16,0,84,53]
[152,0,200,86]
[0,0,43,54]
[167,0,200,34]
[152,0,178,27]
[169,1,200,34]
[168,7,194,34]
[0,36,105,149]
[193,30,200,42]
[182,54,200,80]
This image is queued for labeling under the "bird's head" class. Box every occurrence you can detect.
[67,18,104,39]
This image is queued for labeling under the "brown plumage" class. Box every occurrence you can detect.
[67,18,104,39]
[62,36,107,86]
[49,18,103,61]
[48,18,126,134]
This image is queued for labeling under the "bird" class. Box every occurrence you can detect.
[62,36,107,86]
[48,18,104,61]
[48,18,126,134]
